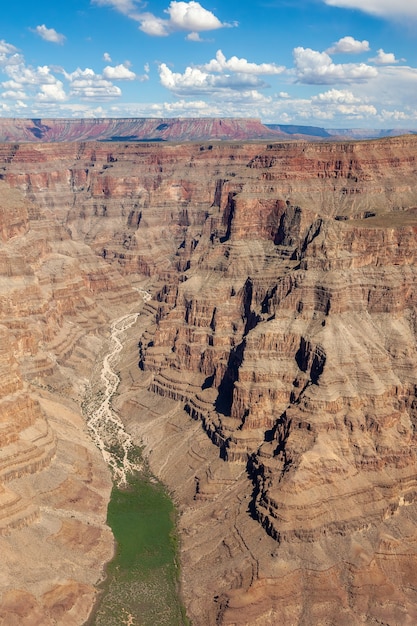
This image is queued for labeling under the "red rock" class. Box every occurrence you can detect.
[0,136,417,624]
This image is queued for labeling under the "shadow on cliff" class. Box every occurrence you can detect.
[215,340,246,418]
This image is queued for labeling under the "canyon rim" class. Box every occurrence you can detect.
[0,131,417,624]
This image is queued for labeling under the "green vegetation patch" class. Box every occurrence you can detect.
[89,450,188,626]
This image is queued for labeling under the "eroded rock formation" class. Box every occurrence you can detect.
[1,136,417,624]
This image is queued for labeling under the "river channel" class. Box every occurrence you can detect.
[84,297,187,626]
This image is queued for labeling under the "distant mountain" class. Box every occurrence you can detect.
[326,128,417,139]
[265,123,332,138]
[266,124,417,140]
[0,117,285,143]
[0,117,415,143]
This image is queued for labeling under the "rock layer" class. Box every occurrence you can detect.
[1,137,417,624]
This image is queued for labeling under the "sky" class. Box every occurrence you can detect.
[1,0,417,128]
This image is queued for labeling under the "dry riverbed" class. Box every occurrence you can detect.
[82,296,188,626]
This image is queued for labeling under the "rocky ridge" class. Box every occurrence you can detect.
[0,137,417,624]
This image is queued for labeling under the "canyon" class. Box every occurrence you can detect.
[0,135,417,624]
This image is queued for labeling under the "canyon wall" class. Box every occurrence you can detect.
[0,137,417,624]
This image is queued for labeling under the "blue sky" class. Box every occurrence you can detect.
[1,0,417,127]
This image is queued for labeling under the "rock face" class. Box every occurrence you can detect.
[1,136,417,624]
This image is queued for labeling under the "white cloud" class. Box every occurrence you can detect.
[336,103,377,117]
[139,14,169,36]
[380,108,414,121]
[327,36,370,54]
[150,98,219,115]
[67,68,122,100]
[92,0,236,36]
[37,82,67,101]
[369,49,399,65]
[0,40,18,55]
[103,63,136,80]
[186,31,205,41]
[4,64,60,86]
[0,40,22,69]
[103,52,112,62]
[159,63,268,96]
[1,58,68,104]
[0,38,129,107]
[355,65,417,109]
[311,88,361,104]
[33,25,66,44]
[323,0,417,19]
[1,89,27,100]
[202,49,284,75]
[166,1,225,31]
[294,47,378,84]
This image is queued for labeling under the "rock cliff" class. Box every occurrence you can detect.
[1,136,417,624]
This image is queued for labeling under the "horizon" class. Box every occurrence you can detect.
[0,115,417,134]
[0,115,415,134]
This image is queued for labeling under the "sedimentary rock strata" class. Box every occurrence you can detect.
[1,136,417,624]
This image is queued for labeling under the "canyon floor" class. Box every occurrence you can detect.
[1,137,417,624]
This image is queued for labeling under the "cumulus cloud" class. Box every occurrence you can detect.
[323,0,417,19]
[150,98,219,115]
[157,50,284,103]
[138,14,168,36]
[103,63,136,80]
[369,49,399,65]
[37,82,67,101]
[92,0,236,36]
[33,25,66,44]
[140,2,236,36]
[202,49,285,75]
[293,47,378,84]
[0,37,134,106]
[1,58,68,104]
[0,40,18,55]
[380,108,415,122]
[1,88,27,100]
[336,103,377,116]
[0,40,22,69]
[307,87,378,121]
[355,65,417,109]
[4,64,61,87]
[327,36,370,54]
[159,63,267,96]
[103,52,112,62]
[166,1,225,31]
[67,68,122,100]
[311,88,362,104]
[186,32,205,42]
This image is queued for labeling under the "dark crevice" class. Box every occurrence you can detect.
[220,193,236,243]
[215,341,246,416]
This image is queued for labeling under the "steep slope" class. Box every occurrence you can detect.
[0,137,417,624]
[0,180,141,624]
